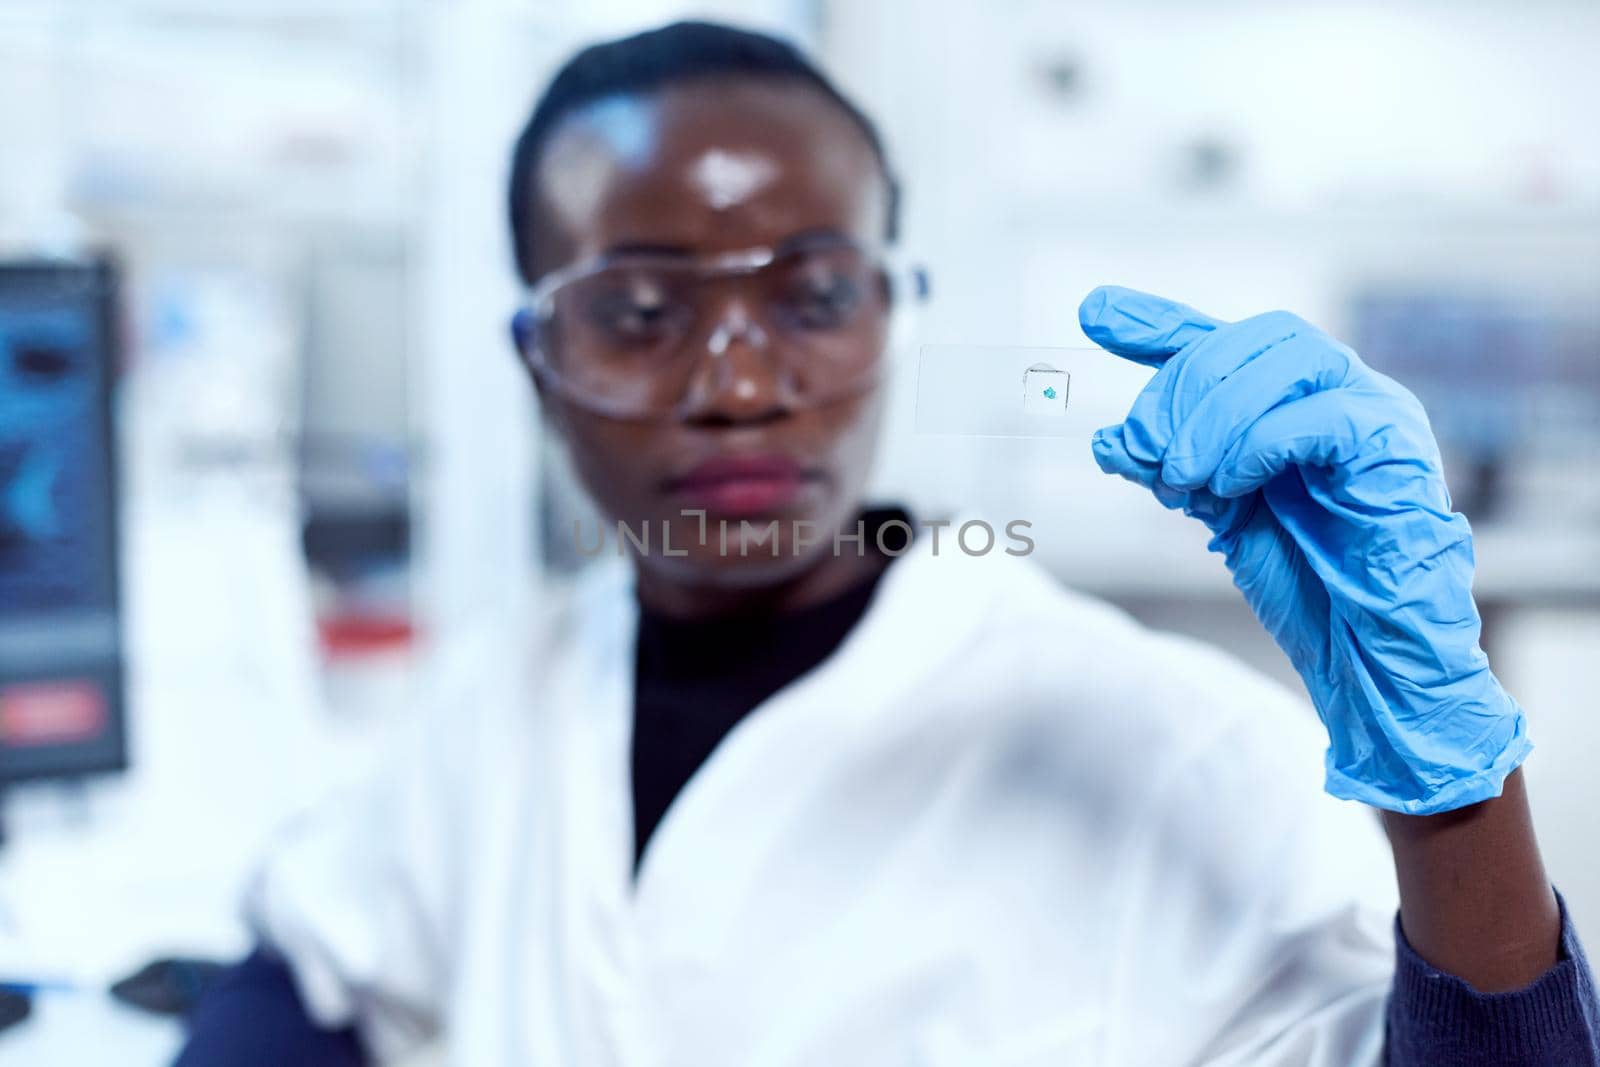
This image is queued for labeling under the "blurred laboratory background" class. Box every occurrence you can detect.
[1,0,1597,1061]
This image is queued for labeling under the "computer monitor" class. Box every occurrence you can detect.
[0,258,127,784]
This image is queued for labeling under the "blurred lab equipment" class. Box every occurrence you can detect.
[1349,289,1600,523]
[0,258,127,793]
[0,989,29,1034]
[109,956,228,1018]
[0,255,127,1047]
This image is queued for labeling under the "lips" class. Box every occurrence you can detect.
[666,453,817,516]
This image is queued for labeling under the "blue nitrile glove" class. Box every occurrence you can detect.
[1080,285,1530,815]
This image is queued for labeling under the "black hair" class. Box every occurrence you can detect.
[507,20,901,283]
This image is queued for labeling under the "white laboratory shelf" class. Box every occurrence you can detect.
[1046,521,1600,606]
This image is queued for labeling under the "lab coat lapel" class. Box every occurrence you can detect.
[545,563,644,1064]
[627,529,1002,967]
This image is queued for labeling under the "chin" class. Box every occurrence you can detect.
[631,502,860,590]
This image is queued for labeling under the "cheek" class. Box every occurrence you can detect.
[560,413,664,519]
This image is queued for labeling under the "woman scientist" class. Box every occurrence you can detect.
[178,20,1599,1067]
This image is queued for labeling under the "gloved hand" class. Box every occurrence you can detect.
[1080,285,1530,815]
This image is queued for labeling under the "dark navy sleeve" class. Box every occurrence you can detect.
[173,947,366,1067]
[1386,890,1600,1065]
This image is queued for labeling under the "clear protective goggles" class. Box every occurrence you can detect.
[517,236,929,420]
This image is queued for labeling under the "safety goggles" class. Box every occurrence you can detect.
[517,236,928,420]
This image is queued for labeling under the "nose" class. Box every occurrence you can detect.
[676,296,797,424]
[705,313,769,358]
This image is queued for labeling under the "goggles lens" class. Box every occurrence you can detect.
[528,242,904,418]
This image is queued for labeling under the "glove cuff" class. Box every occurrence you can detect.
[1323,685,1533,815]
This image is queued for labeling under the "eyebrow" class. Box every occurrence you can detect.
[597,227,855,260]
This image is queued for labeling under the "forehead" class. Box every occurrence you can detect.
[531,78,887,270]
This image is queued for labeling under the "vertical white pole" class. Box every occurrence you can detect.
[413,0,540,650]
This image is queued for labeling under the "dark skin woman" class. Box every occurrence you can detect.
[516,77,1559,993]
[175,22,1593,1067]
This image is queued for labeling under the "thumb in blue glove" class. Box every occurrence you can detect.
[1080,285,1530,815]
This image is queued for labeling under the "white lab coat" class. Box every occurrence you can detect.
[246,528,1401,1066]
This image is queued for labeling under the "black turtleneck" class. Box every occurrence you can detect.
[629,506,910,870]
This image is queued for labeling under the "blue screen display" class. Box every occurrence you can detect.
[0,262,126,783]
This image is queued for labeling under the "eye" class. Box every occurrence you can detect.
[577,274,685,345]
[780,263,867,330]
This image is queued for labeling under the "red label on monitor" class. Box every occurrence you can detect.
[0,681,107,746]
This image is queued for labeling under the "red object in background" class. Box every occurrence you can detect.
[0,680,107,746]
[317,614,416,659]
